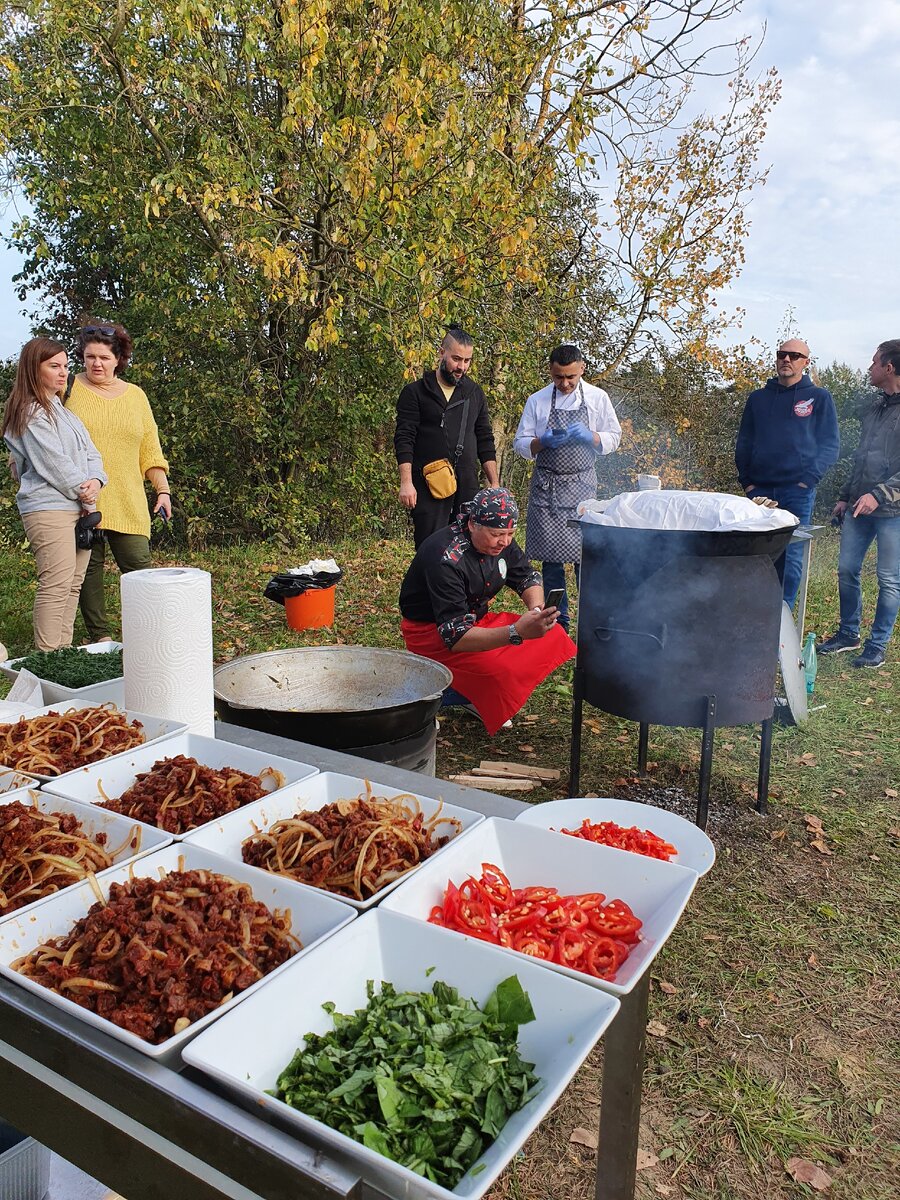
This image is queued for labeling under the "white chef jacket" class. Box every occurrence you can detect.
[513,381,622,460]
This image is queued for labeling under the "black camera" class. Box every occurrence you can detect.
[75,511,105,551]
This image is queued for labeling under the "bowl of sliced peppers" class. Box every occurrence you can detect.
[381,817,699,996]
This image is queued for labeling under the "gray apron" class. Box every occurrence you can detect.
[524,383,597,562]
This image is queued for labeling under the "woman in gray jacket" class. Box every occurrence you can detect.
[3,338,107,650]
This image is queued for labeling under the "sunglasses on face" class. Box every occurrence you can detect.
[776,350,808,362]
[81,324,117,337]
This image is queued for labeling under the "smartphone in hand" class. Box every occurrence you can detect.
[544,587,565,610]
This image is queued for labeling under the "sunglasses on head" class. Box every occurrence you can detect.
[776,350,808,362]
[81,324,117,338]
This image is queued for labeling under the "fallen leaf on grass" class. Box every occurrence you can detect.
[646,1019,668,1038]
[831,788,846,797]
[697,1016,710,1028]
[569,1127,598,1150]
[888,828,900,840]
[517,744,535,753]
[786,1157,832,1190]
[808,953,819,967]
[885,788,898,798]
[810,838,833,856]
[797,753,817,767]
[655,1186,673,1197]
[636,1149,659,1171]
[771,828,788,841]
[804,813,825,833]
[523,714,540,724]
[657,980,678,995]
[615,733,629,742]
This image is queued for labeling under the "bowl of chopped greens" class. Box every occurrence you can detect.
[1,644,125,705]
[182,909,619,1200]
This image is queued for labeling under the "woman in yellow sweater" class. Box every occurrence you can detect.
[65,322,171,642]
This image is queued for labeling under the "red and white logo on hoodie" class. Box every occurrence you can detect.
[793,399,814,417]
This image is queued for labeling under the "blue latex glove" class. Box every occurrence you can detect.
[566,422,596,447]
[538,427,570,450]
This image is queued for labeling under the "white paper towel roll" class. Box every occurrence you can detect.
[121,567,215,736]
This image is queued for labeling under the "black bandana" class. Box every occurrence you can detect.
[459,487,519,529]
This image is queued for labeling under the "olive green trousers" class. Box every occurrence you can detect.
[78,532,152,642]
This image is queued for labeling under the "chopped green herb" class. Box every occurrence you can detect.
[274,976,539,1188]
[11,647,123,688]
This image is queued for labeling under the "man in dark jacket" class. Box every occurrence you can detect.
[394,327,498,547]
[818,339,900,668]
[735,338,840,608]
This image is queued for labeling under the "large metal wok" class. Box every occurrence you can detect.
[213,647,451,750]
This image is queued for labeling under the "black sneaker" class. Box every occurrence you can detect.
[852,644,885,669]
[818,631,861,654]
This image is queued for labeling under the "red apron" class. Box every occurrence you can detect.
[401,612,576,736]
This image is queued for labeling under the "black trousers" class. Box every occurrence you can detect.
[411,491,458,547]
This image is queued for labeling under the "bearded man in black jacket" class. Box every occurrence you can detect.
[394,327,499,547]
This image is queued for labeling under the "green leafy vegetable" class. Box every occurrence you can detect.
[11,647,123,687]
[274,976,539,1188]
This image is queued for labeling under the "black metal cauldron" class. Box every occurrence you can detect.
[213,648,451,767]
[571,522,796,827]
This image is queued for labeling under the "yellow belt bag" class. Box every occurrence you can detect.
[422,394,471,501]
[422,458,458,499]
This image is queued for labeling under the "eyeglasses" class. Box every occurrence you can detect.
[80,324,117,338]
[776,350,808,362]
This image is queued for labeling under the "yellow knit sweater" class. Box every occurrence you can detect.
[66,377,169,538]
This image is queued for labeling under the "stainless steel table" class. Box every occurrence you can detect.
[0,724,651,1200]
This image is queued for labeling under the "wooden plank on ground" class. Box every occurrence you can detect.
[478,759,561,782]
[448,774,536,792]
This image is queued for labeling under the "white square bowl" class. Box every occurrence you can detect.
[0,843,355,1063]
[0,768,39,794]
[182,908,620,1200]
[0,703,187,784]
[41,733,320,839]
[0,787,172,923]
[181,771,484,908]
[380,817,698,996]
[0,642,124,704]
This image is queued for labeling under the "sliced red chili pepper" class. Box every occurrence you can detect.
[479,863,514,909]
[586,936,620,979]
[512,931,553,959]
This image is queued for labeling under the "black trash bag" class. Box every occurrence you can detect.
[264,566,343,607]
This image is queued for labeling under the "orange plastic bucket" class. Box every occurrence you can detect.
[284,585,336,630]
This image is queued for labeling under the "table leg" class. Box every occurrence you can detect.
[796,537,814,642]
[756,716,774,814]
[595,972,651,1200]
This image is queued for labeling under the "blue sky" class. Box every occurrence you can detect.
[0,0,897,372]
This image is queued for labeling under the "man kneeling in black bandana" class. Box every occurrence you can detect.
[399,487,576,733]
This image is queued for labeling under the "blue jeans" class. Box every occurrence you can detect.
[837,511,900,651]
[541,561,581,632]
[748,483,815,609]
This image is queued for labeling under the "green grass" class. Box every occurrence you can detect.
[0,526,897,1200]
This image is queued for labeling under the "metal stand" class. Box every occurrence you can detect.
[695,695,717,830]
[595,972,651,1200]
[570,665,586,795]
[637,724,649,776]
[756,717,774,814]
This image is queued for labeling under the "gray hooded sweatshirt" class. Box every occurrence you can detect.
[5,396,107,514]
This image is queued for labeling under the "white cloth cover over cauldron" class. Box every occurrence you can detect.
[578,490,799,532]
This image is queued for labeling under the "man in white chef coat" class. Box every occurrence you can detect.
[514,345,621,632]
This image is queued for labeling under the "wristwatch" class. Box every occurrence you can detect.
[508,623,523,646]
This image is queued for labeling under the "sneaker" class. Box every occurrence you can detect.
[852,644,885,669]
[460,702,513,730]
[818,631,861,654]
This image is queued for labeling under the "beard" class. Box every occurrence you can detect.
[439,361,463,385]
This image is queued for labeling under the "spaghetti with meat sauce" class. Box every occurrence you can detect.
[97,755,285,835]
[12,868,300,1043]
[241,786,463,901]
[0,705,145,776]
